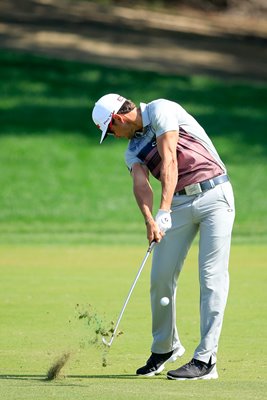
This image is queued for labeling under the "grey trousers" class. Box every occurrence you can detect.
[150,181,235,364]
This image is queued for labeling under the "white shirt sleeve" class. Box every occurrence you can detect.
[125,149,144,171]
[150,100,180,137]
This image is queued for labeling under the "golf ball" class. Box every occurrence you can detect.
[160,297,169,306]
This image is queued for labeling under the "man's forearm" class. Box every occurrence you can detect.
[133,182,154,222]
[160,158,178,211]
[133,178,163,243]
[156,130,179,211]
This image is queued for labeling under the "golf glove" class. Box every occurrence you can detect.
[155,209,172,233]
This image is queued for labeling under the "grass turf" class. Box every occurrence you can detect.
[0,244,266,399]
[0,50,267,244]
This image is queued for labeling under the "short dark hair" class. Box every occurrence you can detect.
[117,99,136,114]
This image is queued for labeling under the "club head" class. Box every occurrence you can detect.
[102,336,111,347]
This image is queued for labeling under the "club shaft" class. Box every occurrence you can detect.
[107,241,156,346]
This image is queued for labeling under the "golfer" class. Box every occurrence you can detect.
[92,94,235,380]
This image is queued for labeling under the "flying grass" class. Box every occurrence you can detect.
[45,304,122,381]
[46,352,71,381]
[76,304,123,367]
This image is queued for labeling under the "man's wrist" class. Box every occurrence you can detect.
[158,208,171,213]
[145,217,154,225]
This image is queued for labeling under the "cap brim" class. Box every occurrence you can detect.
[99,112,113,144]
[100,129,108,144]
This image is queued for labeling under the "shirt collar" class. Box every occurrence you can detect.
[140,102,150,128]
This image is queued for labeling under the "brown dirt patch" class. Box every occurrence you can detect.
[0,0,267,80]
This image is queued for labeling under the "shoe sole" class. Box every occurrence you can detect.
[167,368,218,381]
[137,346,186,377]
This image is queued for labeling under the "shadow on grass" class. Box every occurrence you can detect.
[0,373,139,381]
[68,374,138,379]
[1,0,267,80]
[0,374,45,381]
[1,50,267,162]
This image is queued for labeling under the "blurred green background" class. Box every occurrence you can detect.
[0,50,267,244]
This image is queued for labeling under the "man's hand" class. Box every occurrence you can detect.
[145,217,164,243]
[155,209,172,233]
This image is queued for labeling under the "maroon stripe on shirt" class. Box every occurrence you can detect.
[136,128,224,191]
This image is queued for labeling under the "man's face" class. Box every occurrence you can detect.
[108,114,136,140]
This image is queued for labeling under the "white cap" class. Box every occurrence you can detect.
[92,93,126,144]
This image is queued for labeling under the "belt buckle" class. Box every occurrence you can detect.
[184,183,202,195]
[208,178,216,188]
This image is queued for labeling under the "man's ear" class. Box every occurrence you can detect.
[113,114,125,123]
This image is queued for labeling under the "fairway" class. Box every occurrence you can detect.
[0,244,266,400]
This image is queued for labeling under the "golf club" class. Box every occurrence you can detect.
[102,241,156,347]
